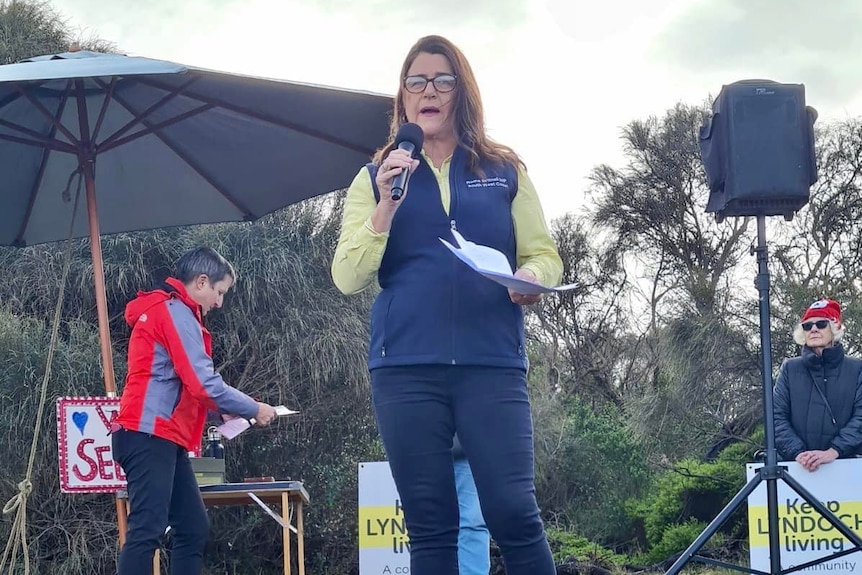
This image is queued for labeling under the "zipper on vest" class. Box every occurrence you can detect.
[449,156,460,365]
[450,219,457,364]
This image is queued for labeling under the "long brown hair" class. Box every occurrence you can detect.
[373,35,522,175]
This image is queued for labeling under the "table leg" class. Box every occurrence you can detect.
[282,492,291,575]
[297,501,305,575]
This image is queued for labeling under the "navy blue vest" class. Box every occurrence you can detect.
[367,146,526,370]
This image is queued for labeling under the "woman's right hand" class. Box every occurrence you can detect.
[370,149,420,234]
[375,149,420,206]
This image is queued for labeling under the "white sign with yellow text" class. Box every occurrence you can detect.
[358,461,410,575]
[748,459,862,574]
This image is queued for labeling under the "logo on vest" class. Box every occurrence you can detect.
[466,176,509,189]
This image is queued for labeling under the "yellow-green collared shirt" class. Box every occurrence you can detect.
[331,152,563,295]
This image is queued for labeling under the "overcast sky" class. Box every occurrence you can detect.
[49,0,862,222]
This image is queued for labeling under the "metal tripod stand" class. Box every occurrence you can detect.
[664,215,862,575]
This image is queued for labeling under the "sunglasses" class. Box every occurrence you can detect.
[801,320,830,331]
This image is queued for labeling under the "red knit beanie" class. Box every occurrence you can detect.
[800,299,841,324]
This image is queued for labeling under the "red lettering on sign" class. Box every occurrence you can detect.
[95,446,114,480]
[72,439,97,481]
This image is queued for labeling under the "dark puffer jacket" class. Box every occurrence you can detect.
[773,344,862,461]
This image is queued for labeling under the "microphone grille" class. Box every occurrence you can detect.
[395,122,424,155]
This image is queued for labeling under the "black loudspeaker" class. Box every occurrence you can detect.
[699,79,818,221]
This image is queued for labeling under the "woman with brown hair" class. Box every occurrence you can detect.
[332,35,561,574]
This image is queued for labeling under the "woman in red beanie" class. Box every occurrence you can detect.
[773,299,862,471]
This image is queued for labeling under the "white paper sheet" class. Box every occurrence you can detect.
[440,229,578,295]
[217,417,251,440]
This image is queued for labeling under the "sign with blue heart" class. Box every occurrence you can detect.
[56,397,125,493]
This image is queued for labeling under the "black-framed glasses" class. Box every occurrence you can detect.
[802,319,830,331]
[403,74,457,93]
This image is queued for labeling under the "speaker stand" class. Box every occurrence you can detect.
[663,216,862,575]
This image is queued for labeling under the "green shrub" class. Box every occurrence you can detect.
[626,430,762,563]
[642,518,725,565]
[545,526,628,568]
[534,398,652,546]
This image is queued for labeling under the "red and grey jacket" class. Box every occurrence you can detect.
[115,277,258,451]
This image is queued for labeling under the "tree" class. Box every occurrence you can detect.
[587,103,762,457]
[590,102,751,322]
[0,0,114,64]
[770,118,862,358]
[528,213,630,407]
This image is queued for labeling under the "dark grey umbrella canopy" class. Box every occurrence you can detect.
[0,50,393,246]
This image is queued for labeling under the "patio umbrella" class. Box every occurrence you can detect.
[0,49,392,555]
[0,48,392,396]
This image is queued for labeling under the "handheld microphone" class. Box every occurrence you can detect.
[390,123,424,200]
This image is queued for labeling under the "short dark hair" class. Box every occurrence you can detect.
[174,247,236,286]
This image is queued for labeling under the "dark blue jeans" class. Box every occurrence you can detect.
[371,365,555,575]
[112,429,209,575]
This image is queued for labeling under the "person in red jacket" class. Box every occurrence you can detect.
[112,246,277,575]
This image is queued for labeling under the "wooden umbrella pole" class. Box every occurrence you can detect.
[82,159,116,396]
[82,159,127,546]
[76,79,128,549]
[75,79,116,397]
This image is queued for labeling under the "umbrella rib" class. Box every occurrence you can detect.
[14,89,73,245]
[0,80,52,112]
[108,91,254,218]
[98,103,213,153]
[91,77,117,145]
[95,76,201,150]
[0,117,65,143]
[18,81,80,146]
[135,75,378,155]
[0,131,75,153]
[0,90,24,112]
[0,81,74,151]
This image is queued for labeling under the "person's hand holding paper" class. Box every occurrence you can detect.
[509,267,542,306]
[217,405,299,440]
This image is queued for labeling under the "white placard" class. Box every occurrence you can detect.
[358,461,410,574]
[57,397,125,493]
[747,459,862,574]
